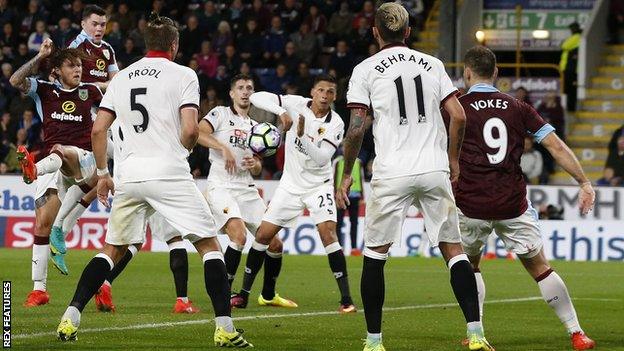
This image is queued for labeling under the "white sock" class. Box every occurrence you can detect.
[62,306,81,327]
[36,153,62,176]
[215,316,235,333]
[32,244,49,291]
[62,201,89,235]
[467,321,484,336]
[367,333,382,342]
[474,272,485,321]
[53,186,87,228]
[537,271,582,334]
[486,234,496,254]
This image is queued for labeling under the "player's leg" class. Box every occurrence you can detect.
[50,183,93,255]
[417,172,492,350]
[62,188,97,235]
[25,187,61,307]
[166,236,199,314]
[91,242,141,313]
[336,207,346,247]
[316,220,355,312]
[232,221,286,308]
[58,243,129,341]
[458,210,493,324]
[348,197,361,255]
[145,179,252,346]
[233,186,301,308]
[223,218,247,287]
[495,210,594,349]
[518,250,594,349]
[360,177,412,350]
[305,186,355,311]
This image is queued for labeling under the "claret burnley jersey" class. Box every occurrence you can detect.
[27,78,102,154]
[442,84,554,220]
[68,30,118,83]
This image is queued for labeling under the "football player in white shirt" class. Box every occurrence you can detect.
[231,74,356,314]
[337,3,492,351]
[197,74,285,304]
[56,14,252,347]
[88,122,200,315]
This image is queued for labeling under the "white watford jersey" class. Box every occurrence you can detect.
[346,44,458,180]
[203,106,256,186]
[280,95,344,194]
[100,56,199,183]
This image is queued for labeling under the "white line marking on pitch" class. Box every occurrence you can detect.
[13,297,616,340]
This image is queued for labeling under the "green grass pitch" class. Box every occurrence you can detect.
[3,248,623,350]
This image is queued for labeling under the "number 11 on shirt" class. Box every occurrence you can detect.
[394,75,426,125]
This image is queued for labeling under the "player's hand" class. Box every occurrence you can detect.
[578,182,595,215]
[96,174,115,208]
[223,147,237,174]
[449,160,460,184]
[297,114,305,137]
[38,38,54,58]
[279,112,293,132]
[336,175,353,210]
[241,155,257,169]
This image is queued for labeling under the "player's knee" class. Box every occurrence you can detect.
[230,229,247,246]
[268,237,283,253]
[35,218,53,235]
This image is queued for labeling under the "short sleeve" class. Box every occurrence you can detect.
[203,107,223,132]
[26,77,38,98]
[438,63,458,107]
[521,101,554,143]
[108,46,119,73]
[323,118,344,148]
[180,70,200,110]
[99,79,115,116]
[346,65,370,109]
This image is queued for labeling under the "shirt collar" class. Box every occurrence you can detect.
[145,50,172,60]
[467,83,499,94]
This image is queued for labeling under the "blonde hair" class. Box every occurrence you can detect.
[375,3,409,39]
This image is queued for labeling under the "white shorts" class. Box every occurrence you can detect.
[147,212,180,243]
[105,179,216,245]
[364,171,461,247]
[65,146,96,183]
[205,183,266,235]
[263,184,337,228]
[35,171,61,200]
[458,206,543,258]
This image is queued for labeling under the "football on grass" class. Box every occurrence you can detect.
[248,122,281,156]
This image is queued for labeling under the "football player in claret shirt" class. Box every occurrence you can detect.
[47,4,119,265]
[10,38,102,306]
[445,45,596,351]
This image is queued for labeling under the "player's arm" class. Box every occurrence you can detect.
[9,38,54,94]
[295,115,336,166]
[249,91,293,131]
[198,119,236,174]
[92,108,116,207]
[442,95,466,183]
[180,107,199,150]
[337,107,367,209]
[540,133,595,214]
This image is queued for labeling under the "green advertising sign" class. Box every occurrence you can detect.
[483,10,589,30]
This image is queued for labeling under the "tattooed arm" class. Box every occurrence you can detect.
[336,107,367,209]
[9,38,54,94]
[443,95,466,183]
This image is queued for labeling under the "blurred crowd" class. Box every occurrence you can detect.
[0,0,432,178]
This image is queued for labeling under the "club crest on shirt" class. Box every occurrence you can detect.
[102,49,110,60]
[78,89,88,101]
[317,127,325,135]
[223,207,229,214]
